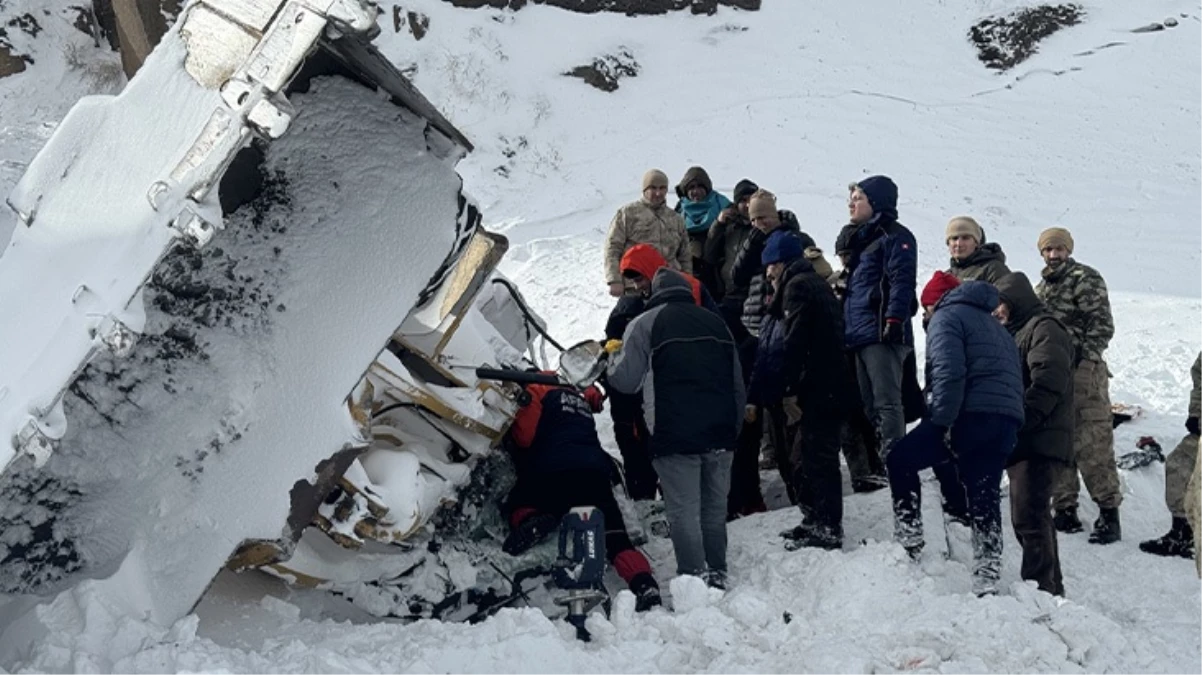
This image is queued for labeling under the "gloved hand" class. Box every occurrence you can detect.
[782,396,802,426]
[882,318,905,344]
[1187,415,1200,436]
[582,385,606,413]
[744,405,758,423]
[608,281,625,298]
[604,339,623,354]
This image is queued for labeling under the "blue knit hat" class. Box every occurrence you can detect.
[761,230,805,266]
[855,175,898,218]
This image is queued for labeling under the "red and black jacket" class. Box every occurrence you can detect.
[508,384,612,475]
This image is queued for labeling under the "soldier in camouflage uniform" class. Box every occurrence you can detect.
[1140,352,1200,559]
[1035,227,1122,544]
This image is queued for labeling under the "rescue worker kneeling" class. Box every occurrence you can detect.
[502,379,662,611]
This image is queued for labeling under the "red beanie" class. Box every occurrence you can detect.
[921,271,961,308]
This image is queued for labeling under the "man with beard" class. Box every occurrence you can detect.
[1035,227,1122,544]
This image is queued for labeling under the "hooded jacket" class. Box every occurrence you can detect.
[729,211,815,336]
[843,177,919,349]
[924,281,1025,430]
[603,197,691,284]
[675,166,733,234]
[607,269,745,457]
[949,242,1011,284]
[995,272,1074,466]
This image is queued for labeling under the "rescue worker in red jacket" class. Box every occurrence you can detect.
[503,379,662,611]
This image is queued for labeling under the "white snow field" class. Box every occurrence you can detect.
[1,0,1200,672]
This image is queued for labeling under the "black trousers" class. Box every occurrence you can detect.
[727,415,765,517]
[609,390,658,500]
[507,469,635,563]
[1007,458,1065,596]
[792,413,845,535]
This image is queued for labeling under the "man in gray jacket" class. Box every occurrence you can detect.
[607,268,745,589]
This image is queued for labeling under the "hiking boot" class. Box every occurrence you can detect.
[851,474,889,493]
[780,524,811,541]
[1139,517,1194,558]
[972,574,999,598]
[783,526,842,552]
[501,513,557,556]
[1088,507,1121,544]
[629,572,662,612]
[1053,507,1084,534]
[703,570,728,590]
[904,542,924,562]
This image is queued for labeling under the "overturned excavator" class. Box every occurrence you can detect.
[0,0,554,631]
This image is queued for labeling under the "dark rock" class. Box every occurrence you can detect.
[1130,22,1165,34]
[408,10,429,40]
[969,4,1084,71]
[443,0,758,16]
[563,49,638,92]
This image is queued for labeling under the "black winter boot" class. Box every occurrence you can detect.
[1053,507,1084,534]
[501,513,557,556]
[784,525,843,551]
[629,572,662,612]
[1139,517,1195,558]
[1088,507,1121,545]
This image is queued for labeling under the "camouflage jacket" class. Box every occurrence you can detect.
[603,199,691,283]
[1190,352,1200,420]
[1035,258,1114,364]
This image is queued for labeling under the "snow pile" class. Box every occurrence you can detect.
[0,0,1199,672]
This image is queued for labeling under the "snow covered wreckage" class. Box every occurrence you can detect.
[0,0,550,626]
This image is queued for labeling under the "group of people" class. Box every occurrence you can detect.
[497,165,1202,608]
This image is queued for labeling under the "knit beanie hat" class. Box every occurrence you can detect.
[921,270,962,307]
[946,216,984,243]
[748,189,778,220]
[732,179,759,204]
[642,169,669,191]
[804,246,834,279]
[761,230,805,266]
[1037,227,1074,254]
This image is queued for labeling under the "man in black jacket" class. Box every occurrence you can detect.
[607,269,745,588]
[994,272,1073,596]
[759,232,858,550]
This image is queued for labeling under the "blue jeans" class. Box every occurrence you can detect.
[886,414,1018,583]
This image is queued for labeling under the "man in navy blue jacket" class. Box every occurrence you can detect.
[886,273,1025,597]
[841,176,918,459]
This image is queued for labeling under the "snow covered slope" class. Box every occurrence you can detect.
[1,0,1199,672]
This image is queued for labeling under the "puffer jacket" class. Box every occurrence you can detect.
[924,281,1025,430]
[603,198,691,284]
[729,211,815,336]
[949,242,1011,284]
[996,272,1074,466]
[843,214,919,349]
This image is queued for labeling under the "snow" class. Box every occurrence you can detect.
[1,0,1200,672]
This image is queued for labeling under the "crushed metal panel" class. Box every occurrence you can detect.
[199,0,280,33]
[324,35,474,152]
[243,3,326,92]
[179,4,261,88]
